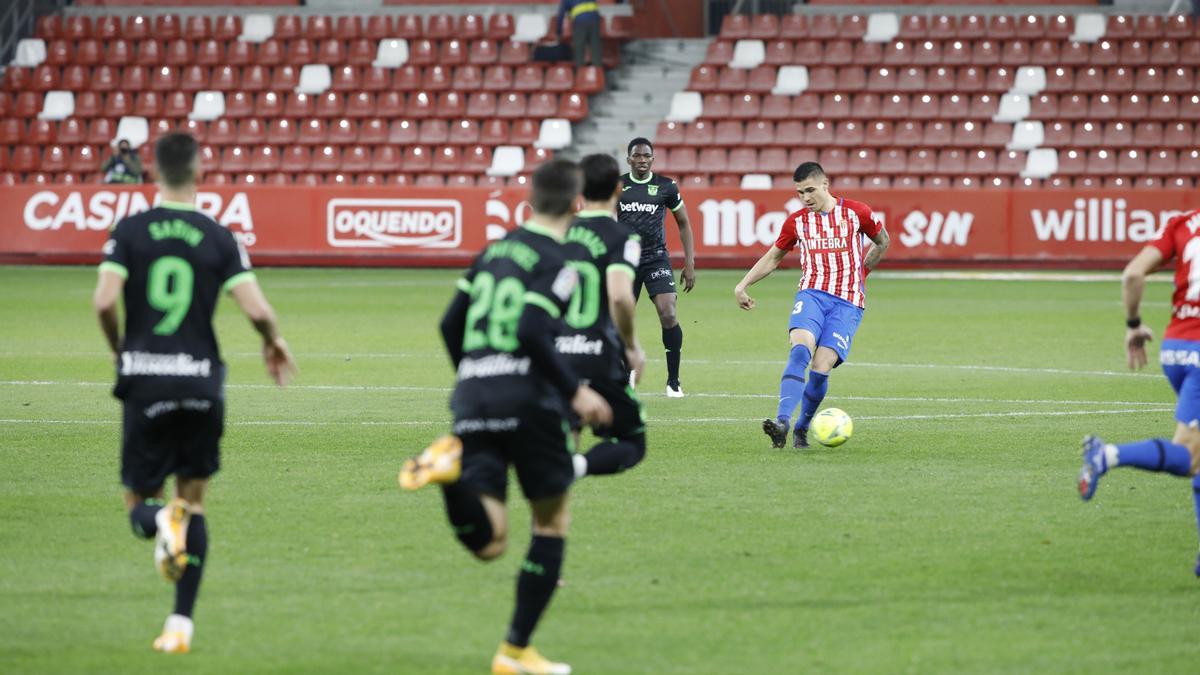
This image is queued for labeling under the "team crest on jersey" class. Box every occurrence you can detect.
[647,185,658,196]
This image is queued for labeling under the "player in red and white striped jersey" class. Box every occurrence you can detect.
[1078,207,1200,575]
[734,162,890,448]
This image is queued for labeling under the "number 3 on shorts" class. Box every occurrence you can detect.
[792,300,803,315]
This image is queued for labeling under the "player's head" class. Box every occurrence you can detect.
[627,137,653,175]
[793,162,832,212]
[580,153,622,203]
[530,158,581,218]
[155,131,201,190]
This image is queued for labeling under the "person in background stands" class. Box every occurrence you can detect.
[556,0,602,68]
[103,139,144,184]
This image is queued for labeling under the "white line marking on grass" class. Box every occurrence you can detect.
[0,380,1169,406]
[872,271,1172,283]
[0,408,1173,428]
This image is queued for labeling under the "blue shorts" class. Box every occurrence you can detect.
[1161,339,1200,427]
[787,289,864,366]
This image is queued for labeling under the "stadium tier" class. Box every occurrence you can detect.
[655,11,1200,189]
[1,5,1198,189]
[0,11,629,186]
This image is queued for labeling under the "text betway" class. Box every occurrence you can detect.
[23,190,254,238]
[619,202,659,214]
[457,354,531,380]
[120,351,212,377]
[327,198,461,248]
[1030,198,1180,242]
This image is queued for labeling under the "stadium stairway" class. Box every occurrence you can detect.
[563,39,706,162]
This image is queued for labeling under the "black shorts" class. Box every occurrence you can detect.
[569,373,645,440]
[121,398,224,495]
[453,406,574,502]
[633,250,677,299]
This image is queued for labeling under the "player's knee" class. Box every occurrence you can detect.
[657,309,678,328]
[472,536,507,561]
[622,434,647,470]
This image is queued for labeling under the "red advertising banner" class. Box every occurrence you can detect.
[1,185,1193,268]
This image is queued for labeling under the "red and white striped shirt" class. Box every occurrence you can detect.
[774,196,880,309]
[1149,208,1200,341]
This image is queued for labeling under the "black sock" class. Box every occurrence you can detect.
[129,500,163,539]
[506,535,565,648]
[173,514,207,618]
[662,324,683,385]
[441,482,494,552]
[584,434,646,475]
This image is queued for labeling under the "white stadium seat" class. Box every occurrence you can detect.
[12,38,46,67]
[373,39,409,68]
[1071,13,1106,43]
[239,14,274,43]
[1012,66,1046,96]
[534,119,572,150]
[1008,121,1044,151]
[114,116,149,148]
[486,146,525,177]
[512,14,549,43]
[729,39,765,69]
[296,64,332,94]
[38,90,74,120]
[993,93,1030,123]
[1021,148,1059,179]
[772,66,809,95]
[665,91,702,123]
[740,174,773,190]
[864,14,900,43]
[189,91,225,121]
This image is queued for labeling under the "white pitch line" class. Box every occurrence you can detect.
[0,379,1170,407]
[871,271,1172,283]
[0,407,1174,428]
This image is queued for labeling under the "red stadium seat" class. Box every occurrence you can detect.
[1120,40,1149,66]
[745,120,774,145]
[705,41,734,66]
[64,16,91,40]
[1148,93,1180,120]
[346,92,375,118]
[1000,41,1030,66]
[280,146,311,172]
[804,120,835,146]
[311,145,342,173]
[316,39,344,65]
[387,119,416,145]
[209,119,236,145]
[883,40,913,67]
[274,15,301,40]
[358,118,387,144]
[10,146,37,173]
[486,14,515,41]
[942,40,970,66]
[971,40,999,66]
[297,119,328,145]
[423,65,452,91]
[286,39,316,66]
[756,94,789,119]
[764,40,794,66]
[69,145,99,174]
[717,67,747,92]
[715,120,745,146]
[470,40,501,66]
[528,92,557,118]
[863,121,894,147]
[513,65,544,92]
[720,14,750,40]
[1028,93,1058,119]
[440,39,467,67]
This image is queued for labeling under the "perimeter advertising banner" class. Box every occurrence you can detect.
[1,185,1194,267]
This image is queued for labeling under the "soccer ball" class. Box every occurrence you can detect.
[811,408,853,447]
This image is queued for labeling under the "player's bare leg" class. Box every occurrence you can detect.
[153,477,208,654]
[653,292,684,397]
[766,329,817,448]
[493,494,571,675]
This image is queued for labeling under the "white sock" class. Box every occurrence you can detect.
[1104,443,1120,470]
[572,454,587,479]
[164,614,194,640]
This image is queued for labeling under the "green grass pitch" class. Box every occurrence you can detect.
[2,265,1199,674]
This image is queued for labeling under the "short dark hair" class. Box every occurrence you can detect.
[793,162,826,183]
[155,132,199,188]
[627,137,653,156]
[580,153,620,201]
[530,158,581,217]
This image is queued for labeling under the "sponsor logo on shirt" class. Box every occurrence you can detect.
[1161,348,1200,367]
[327,198,462,248]
[120,351,212,377]
[555,334,604,355]
[457,354,531,380]
[619,202,659,214]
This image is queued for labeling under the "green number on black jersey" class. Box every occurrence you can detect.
[564,261,600,330]
[147,256,194,335]
[463,271,525,352]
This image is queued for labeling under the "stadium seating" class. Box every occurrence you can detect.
[3,10,631,185]
[658,10,1200,188]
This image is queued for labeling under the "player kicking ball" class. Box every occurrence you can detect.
[93,132,296,653]
[1078,207,1200,575]
[400,159,612,675]
[559,154,648,479]
[733,162,889,449]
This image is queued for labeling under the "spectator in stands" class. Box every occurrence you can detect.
[556,0,602,68]
[103,140,144,184]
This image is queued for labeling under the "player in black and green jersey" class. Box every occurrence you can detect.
[560,154,648,478]
[399,159,611,675]
[92,132,296,654]
[619,137,696,398]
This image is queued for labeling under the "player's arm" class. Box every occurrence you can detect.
[229,279,296,386]
[1121,246,1164,370]
[93,268,125,359]
[864,225,890,271]
[439,278,472,367]
[733,245,790,311]
[668,188,696,292]
[607,264,645,383]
